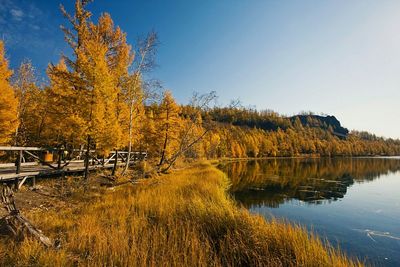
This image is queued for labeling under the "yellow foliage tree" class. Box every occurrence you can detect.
[121,32,157,173]
[142,109,158,156]
[121,72,145,172]
[88,13,133,152]
[157,91,182,167]
[181,113,204,159]
[46,59,86,147]
[12,61,44,146]
[0,41,18,145]
[47,0,133,177]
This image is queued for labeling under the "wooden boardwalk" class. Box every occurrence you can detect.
[0,146,147,186]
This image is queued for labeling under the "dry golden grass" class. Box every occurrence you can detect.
[0,162,362,266]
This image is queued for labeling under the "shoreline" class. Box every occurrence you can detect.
[0,161,362,266]
[213,155,400,164]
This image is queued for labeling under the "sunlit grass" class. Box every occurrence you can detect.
[0,162,362,266]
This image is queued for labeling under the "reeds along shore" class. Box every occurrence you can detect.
[0,162,362,266]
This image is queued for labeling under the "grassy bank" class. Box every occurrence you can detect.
[0,162,361,266]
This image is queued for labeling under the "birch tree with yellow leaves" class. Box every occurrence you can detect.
[122,32,158,173]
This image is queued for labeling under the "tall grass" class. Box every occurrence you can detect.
[0,162,362,266]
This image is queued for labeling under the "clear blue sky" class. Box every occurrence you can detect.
[1,0,400,138]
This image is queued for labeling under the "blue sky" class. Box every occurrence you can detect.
[1,0,400,138]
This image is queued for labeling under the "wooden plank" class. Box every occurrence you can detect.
[0,146,47,151]
[0,172,40,181]
[104,153,116,165]
[0,162,126,181]
[0,162,38,168]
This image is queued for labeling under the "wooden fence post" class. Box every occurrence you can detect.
[16,150,22,174]
[112,150,118,176]
[57,149,62,169]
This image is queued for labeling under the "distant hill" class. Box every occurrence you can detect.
[207,107,349,138]
[196,106,400,157]
[289,115,349,138]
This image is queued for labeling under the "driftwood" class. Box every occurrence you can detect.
[1,185,58,248]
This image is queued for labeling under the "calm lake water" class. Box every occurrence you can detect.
[219,158,400,267]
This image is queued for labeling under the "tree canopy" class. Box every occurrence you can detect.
[0,41,18,145]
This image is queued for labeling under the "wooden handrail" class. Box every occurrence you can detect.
[0,146,46,151]
[0,146,148,155]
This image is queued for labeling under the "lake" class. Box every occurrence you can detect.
[218,158,400,267]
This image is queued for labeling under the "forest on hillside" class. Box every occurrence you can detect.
[1,0,400,172]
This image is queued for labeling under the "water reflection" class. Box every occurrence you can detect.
[219,158,400,208]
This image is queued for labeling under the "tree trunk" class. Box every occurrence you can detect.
[158,109,170,167]
[112,150,118,176]
[1,186,56,248]
[123,103,134,174]
[84,135,91,180]
[161,129,209,173]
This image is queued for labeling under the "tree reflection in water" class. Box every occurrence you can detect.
[218,158,400,208]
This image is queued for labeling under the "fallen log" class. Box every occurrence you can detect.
[1,185,58,248]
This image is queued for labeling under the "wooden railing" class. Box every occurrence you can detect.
[0,146,147,184]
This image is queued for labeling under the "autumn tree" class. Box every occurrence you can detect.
[159,91,217,172]
[88,13,133,154]
[122,32,158,173]
[46,59,86,148]
[12,60,43,146]
[156,91,182,168]
[47,0,94,178]
[142,109,158,156]
[48,0,133,178]
[0,41,18,145]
